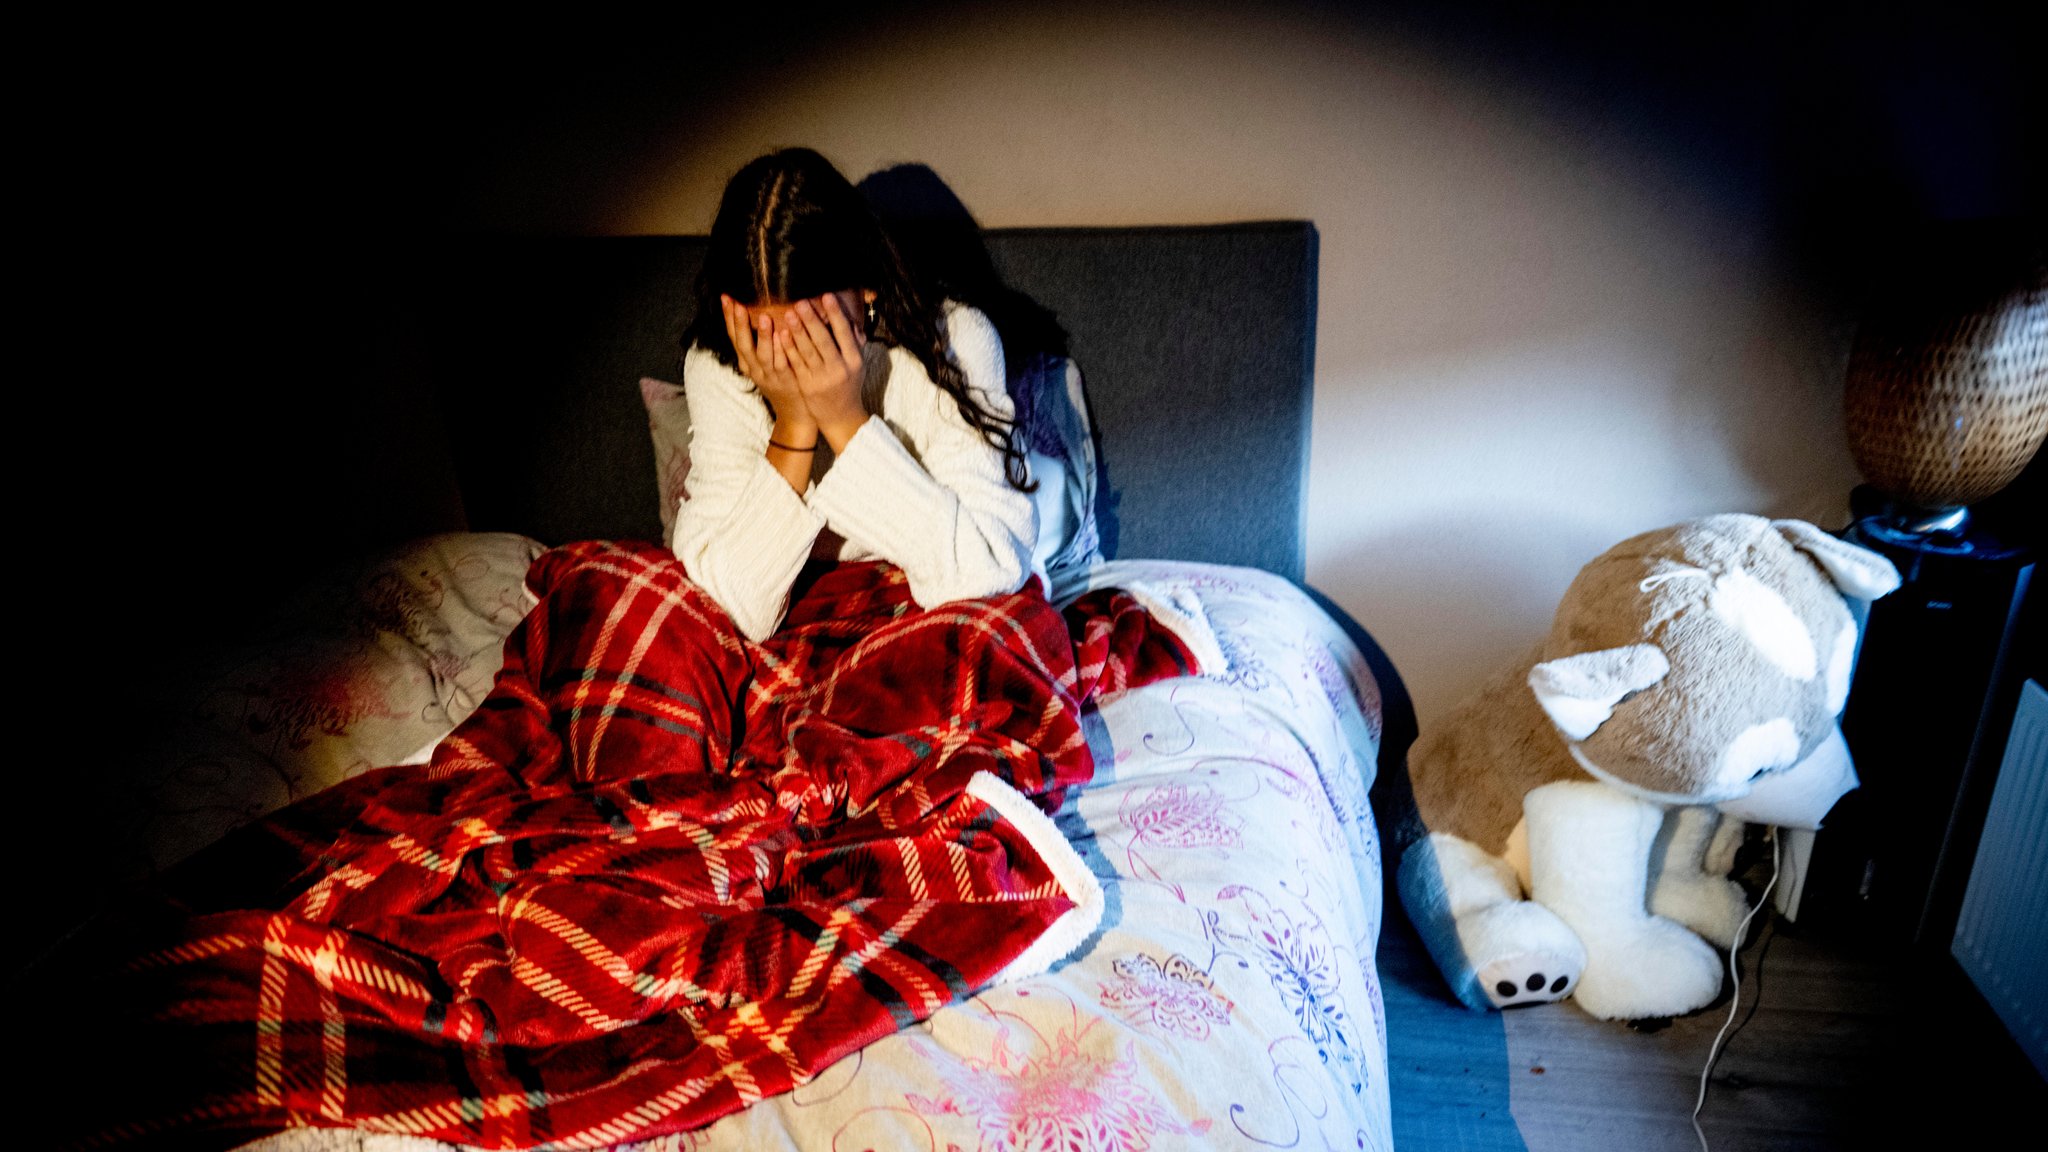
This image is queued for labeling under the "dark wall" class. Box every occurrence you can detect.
[1355,0,2044,293]
[43,1,2043,758]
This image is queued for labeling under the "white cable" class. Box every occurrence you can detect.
[1691,827,1781,1152]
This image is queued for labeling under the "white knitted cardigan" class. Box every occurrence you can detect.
[671,303,1037,641]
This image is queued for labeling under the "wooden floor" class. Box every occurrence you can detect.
[1379,889,2047,1150]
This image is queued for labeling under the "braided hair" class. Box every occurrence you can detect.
[682,148,1032,491]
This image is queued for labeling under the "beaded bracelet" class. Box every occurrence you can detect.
[768,438,819,452]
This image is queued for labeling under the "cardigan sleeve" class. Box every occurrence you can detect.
[808,305,1037,609]
[670,346,826,641]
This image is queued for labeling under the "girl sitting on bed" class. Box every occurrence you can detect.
[674,147,1038,640]
[48,151,1215,1152]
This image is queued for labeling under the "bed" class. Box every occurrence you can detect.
[47,223,1413,1152]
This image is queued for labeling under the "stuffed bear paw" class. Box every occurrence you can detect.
[1569,914,1723,1021]
[1477,950,1581,1007]
[1455,899,1587,1009]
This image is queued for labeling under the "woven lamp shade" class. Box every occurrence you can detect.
[1843,266,2048,511]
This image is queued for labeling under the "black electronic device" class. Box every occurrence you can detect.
[1799,508,2036,949]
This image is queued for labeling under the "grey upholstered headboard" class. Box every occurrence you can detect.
[433,222,1319,580]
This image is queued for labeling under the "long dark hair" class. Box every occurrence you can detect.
[858,163,1072,458]
[683,148,1031,489]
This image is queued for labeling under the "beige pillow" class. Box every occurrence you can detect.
[642,376,692,544]
[136,532,547,872]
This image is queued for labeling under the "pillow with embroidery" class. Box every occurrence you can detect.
[133,532,547,874]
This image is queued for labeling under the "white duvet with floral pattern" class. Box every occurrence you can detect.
[255,559,1391,1152]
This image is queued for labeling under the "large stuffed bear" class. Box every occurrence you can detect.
[1396,515,1902,1020]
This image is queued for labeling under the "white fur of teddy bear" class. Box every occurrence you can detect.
[1395,515,1901,1020]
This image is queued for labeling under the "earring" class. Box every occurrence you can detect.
[865,300,878,330]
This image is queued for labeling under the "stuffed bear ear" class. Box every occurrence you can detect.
[1771,519,1903,600]
[1527,644,1671,741]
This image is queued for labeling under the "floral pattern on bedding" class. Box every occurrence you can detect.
[662,563,1390,1152]
[243,559,1391,1152]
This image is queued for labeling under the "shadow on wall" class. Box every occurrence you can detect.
[856,162,1076,453]
[1667,321,1865,531]
[854,161,1129,561]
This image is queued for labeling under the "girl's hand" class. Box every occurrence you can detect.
[778,294,869,450]
[722,295,816,442]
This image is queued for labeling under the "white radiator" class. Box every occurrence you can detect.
[1952,677,2048,1079]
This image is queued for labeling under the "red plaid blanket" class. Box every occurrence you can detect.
[67,542,1196,1149]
